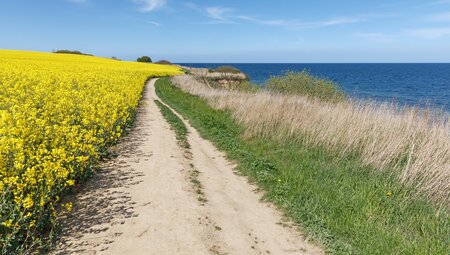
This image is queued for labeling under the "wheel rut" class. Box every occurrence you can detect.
[52,79,323,255]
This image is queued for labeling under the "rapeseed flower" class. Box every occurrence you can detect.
[0,49,182,253]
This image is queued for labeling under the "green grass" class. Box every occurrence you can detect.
[155,78,449,255]
[265,70,346,102]
[155,99,209,204]
[212,65,242,74]
[154,100,189,149]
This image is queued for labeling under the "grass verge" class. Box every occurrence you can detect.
[154,100,189,149]
[155,77,449,255]
[154,99,207,204]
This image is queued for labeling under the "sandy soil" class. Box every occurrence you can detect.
[52,79,322,255]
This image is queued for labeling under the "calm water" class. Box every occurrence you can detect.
[181,63,450,112]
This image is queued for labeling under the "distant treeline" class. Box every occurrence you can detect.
[53,50,93,56]
[52,50,176,65]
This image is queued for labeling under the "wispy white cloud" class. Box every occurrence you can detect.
[146,21,161,26]
[237,15,293,26]
[408,27,450,39]
[205,7,230,21]
[237,15,361,28]
[117,16,163,26]
[132,0,166,12]
[189,4,369,29]
[428,12,450,21]
[183,3,234,23]
[184,2,202,12]
[355,32,392,43]
[317,17,362,26]
[205,7,234,23]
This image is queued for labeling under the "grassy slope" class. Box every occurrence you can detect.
[155,78,449,255]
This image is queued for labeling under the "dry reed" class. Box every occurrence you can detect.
[171,75,450,205]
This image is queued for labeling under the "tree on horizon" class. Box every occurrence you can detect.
[137,56,152,63]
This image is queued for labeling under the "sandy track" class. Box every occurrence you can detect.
[52,79,322,255]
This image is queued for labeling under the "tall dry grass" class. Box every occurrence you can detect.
[171,75,450,206]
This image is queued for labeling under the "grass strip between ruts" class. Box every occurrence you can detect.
[155,100,189,149]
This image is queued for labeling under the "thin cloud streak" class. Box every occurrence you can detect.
[184,2,202,12]
[205,7,234,23]
[132,0,166,12]
[428,12,450,21]
[408,27,450,39]
[355,32,392,43]
[201,5,363,28]
[146,21,161,26]
[185,3,373,29]
[237,15,361,28]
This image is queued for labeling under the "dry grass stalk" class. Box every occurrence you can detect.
[171,75,450,205]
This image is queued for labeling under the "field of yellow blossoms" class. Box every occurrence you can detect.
[0,50,182,253]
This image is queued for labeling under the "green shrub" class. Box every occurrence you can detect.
[265,70,345,102]
[137,56,152,63]
[155,60,172,65]
[236,81,260,92]
[53,50,92,56]
[213,65,241,74]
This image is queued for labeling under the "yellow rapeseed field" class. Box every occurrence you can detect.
[0,50,182,253]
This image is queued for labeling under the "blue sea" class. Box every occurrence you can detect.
[181,63,450,112]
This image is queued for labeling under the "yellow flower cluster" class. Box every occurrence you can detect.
[0,49,182,252]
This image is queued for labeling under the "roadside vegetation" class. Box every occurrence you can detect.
[265,70,346,102]
[154,100,189,149]
[0,50,182,254]
[155,76,449,254]
[154,100,208,204]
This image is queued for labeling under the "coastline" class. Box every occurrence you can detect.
[180,63,450,112]
[156,73,449,254]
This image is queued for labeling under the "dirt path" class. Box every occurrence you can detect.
[53,79,322,255]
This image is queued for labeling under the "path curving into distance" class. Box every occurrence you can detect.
[53,79,323,255]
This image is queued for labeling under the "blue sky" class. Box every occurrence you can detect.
[1,0,450,62]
